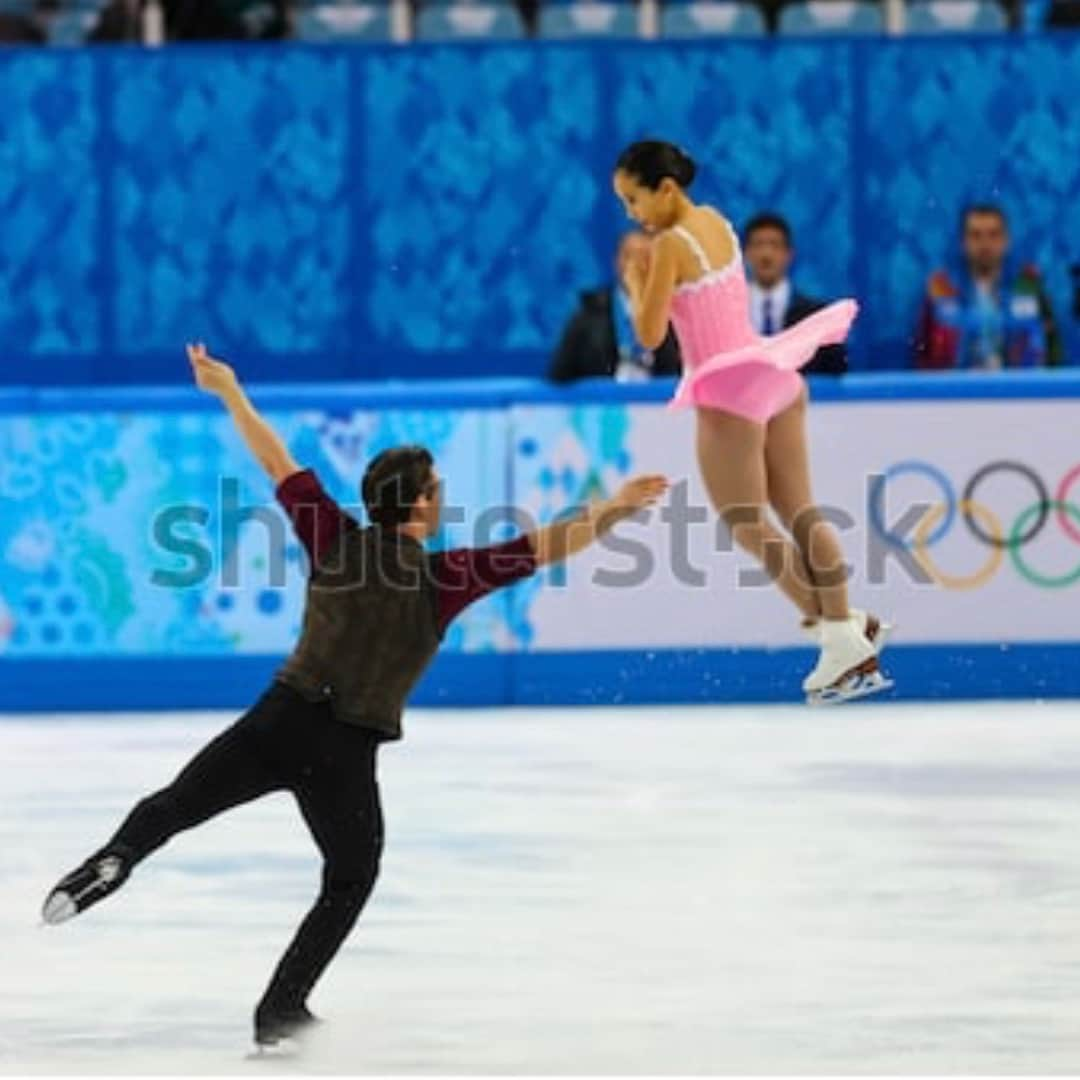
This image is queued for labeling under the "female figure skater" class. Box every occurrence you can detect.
[613,140,890,703]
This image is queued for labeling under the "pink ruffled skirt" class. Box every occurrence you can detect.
[669,299,857,423]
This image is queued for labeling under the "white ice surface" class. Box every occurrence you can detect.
[1,702,1079,1074]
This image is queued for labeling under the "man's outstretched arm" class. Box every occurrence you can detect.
[187,342,300,484]
[527,475,669,567]
[432,474,669,634]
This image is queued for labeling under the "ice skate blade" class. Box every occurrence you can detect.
[807,671,894,706]
[42,891,77,925]
[246,1038,302,1061]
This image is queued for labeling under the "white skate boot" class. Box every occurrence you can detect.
[802,614,893,705]
[802,608,894,654]
[42,850,130,924]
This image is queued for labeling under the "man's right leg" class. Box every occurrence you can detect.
[42,684,291,924]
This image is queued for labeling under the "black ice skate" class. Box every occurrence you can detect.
[254,1003,322,1048]
[42,851,130,925]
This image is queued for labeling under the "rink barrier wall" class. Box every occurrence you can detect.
[2,372,1080,713]
[3,645,1079,714]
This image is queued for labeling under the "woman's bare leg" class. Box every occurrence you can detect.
[695,406,819,618]
[764,390,851,620]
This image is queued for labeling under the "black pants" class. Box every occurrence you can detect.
[102,681,384,1015]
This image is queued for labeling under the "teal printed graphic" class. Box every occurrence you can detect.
[509,404,634,647]
[0,407,516,656]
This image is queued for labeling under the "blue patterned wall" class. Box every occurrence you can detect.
[0,54,100,358]
[110,51,353,358]
[1,38,1078,384]
[362,47,605,353]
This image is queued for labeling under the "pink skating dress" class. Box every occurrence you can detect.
[667,220,857,423]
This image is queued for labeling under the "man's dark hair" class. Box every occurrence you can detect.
[962,203,1008,230]
[744,212,793,248]
[361,445,435,528]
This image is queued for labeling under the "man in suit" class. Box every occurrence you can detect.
[549,231,682,384]
[743,212,847,375]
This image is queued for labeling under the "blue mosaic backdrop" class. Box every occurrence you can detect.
[109,49,353,357]
[0,38,1078,383]
[362,47,605,353]
[0,53,100,357]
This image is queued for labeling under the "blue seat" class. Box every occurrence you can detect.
[539,1,639,37]
[661,1,766,36]
[905,0,1007,31]
[778,0,883,33]
[46,10,98,44]
[415,3,525,38]
[295,5,393,41]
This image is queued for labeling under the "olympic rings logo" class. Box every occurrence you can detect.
[868,460,1080,590]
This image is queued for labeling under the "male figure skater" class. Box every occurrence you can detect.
[43,344,668,1047]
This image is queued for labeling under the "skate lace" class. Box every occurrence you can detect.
[96,856,122,884]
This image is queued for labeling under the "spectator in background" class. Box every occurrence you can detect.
[0,8,45,42]
[742,213,847,375]
[88,0,142,42]
[915,204,1061,370]
[549,231,682,384]
[1042,0,1080,27]
[163,0,288,39]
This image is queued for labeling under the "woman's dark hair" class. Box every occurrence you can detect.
[615,140,697,191]
[361,445,435,528]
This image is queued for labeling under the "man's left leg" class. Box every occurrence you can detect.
[42,689,289,925]
[254,721,384,1045]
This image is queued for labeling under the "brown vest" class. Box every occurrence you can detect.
[276,526,441,740]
